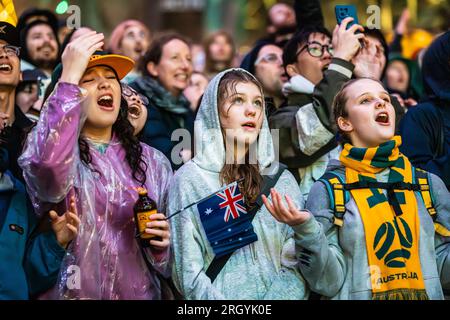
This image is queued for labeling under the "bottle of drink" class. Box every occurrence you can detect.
[134,187,160,247]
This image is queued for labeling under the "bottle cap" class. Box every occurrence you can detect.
[137,187,147,195]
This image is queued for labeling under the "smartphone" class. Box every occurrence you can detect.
[335,5,359,30]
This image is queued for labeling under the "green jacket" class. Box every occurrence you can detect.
[269,57,354,194]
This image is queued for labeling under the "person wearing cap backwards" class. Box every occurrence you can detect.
[0,17,34,181]
[18,31,173,300]
[17,8,60,77]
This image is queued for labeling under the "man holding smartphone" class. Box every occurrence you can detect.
[269,17,364,197]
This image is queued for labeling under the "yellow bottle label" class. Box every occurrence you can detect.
[137,209,157,239]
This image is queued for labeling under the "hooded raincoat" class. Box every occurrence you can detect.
[18,82,173,300]
[168,68,308,300]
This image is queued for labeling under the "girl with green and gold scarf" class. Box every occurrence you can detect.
[264,78,450,300]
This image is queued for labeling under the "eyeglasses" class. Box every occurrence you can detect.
[0,45,21,57]
[121,83,149,106]
[296,41,333,58]
[254,53,283,66]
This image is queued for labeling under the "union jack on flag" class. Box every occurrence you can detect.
[197,181,258,258]
[217,183,247,222]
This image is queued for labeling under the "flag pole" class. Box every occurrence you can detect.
[135,178,245,238]
[165,178,245,221]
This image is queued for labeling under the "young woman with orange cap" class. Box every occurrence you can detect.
[19,31,173,300]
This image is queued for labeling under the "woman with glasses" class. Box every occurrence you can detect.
[269,19,364,198]
[122,83,149,136]
[240,41,286,117]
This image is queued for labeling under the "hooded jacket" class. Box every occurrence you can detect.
[18,82,173,300]
[168,68,309,300]
[399,31,450,190]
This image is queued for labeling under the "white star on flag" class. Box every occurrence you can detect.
[204,208,213,215]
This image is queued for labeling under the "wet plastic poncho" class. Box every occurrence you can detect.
[167,68,309,300]
[18,82,173,300]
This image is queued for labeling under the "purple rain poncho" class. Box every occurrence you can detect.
[18,82,173,300]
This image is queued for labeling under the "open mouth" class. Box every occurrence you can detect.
[134,45,143,55]
[0,64,12,72]
[128,104,141,118]
[242,121,257,130]
[97,94,114,109]
[375,112,390,125]
[322,64,330,72]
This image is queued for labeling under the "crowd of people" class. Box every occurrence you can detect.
[0,0,449,300]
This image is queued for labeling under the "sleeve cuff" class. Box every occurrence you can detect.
[42,231,66,259]
[328,58,355,78]
[292,211,321,237]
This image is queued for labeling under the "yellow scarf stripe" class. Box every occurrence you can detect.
[0,0,17,26]
[340,147,383,174]
[435,223,450,237]
[341,137,428,300]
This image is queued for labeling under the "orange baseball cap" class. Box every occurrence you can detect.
[86,51,135,80]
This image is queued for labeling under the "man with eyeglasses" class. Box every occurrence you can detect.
[269,19,363,197]
[240,40,286,118]
[0,20,33,181]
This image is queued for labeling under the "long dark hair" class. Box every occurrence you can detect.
[218,70,264,207]
[44,69,148,185]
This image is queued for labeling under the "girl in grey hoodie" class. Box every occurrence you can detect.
[168,68,309,300]
[266,78,450,300]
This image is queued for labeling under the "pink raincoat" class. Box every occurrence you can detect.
[19,82,173,300]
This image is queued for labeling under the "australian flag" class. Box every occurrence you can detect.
[197,181,258,258]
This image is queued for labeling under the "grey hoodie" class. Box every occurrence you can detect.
[294,159,450,299]
[167,68,309,300]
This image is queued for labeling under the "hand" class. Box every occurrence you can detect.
[396,8,410,35]
[145,213,170,250]
[352,38,385,79]
[404,97,417,108]
[262,188,310,227]
[49,196,81,249]
[60,31,105,85]
[332,17,365,61]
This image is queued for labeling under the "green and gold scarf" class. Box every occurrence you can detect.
[340,136,428,300]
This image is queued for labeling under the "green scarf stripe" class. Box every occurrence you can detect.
[348,147,367,162]
[370,140,397,168]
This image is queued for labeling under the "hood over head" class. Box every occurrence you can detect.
[193,68,275,173]
[422,31,450,102]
